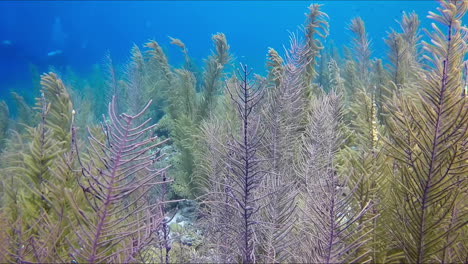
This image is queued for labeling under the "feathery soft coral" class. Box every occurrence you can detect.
[71,96,170,263]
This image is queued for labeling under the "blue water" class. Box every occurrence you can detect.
[0,1,439,99]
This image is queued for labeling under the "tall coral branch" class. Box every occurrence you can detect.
[386,1,468,262]
[71,96,170,263]
[296,91,374,264]
[202,64,266,263]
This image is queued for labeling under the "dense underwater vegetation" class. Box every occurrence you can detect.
[0,0,467,263]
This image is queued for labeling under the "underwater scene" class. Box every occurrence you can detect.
[0,0,467,263]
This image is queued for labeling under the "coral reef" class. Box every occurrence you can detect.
[0,1,467,263]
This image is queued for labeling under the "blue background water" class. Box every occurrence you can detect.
[0,1,439,99]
